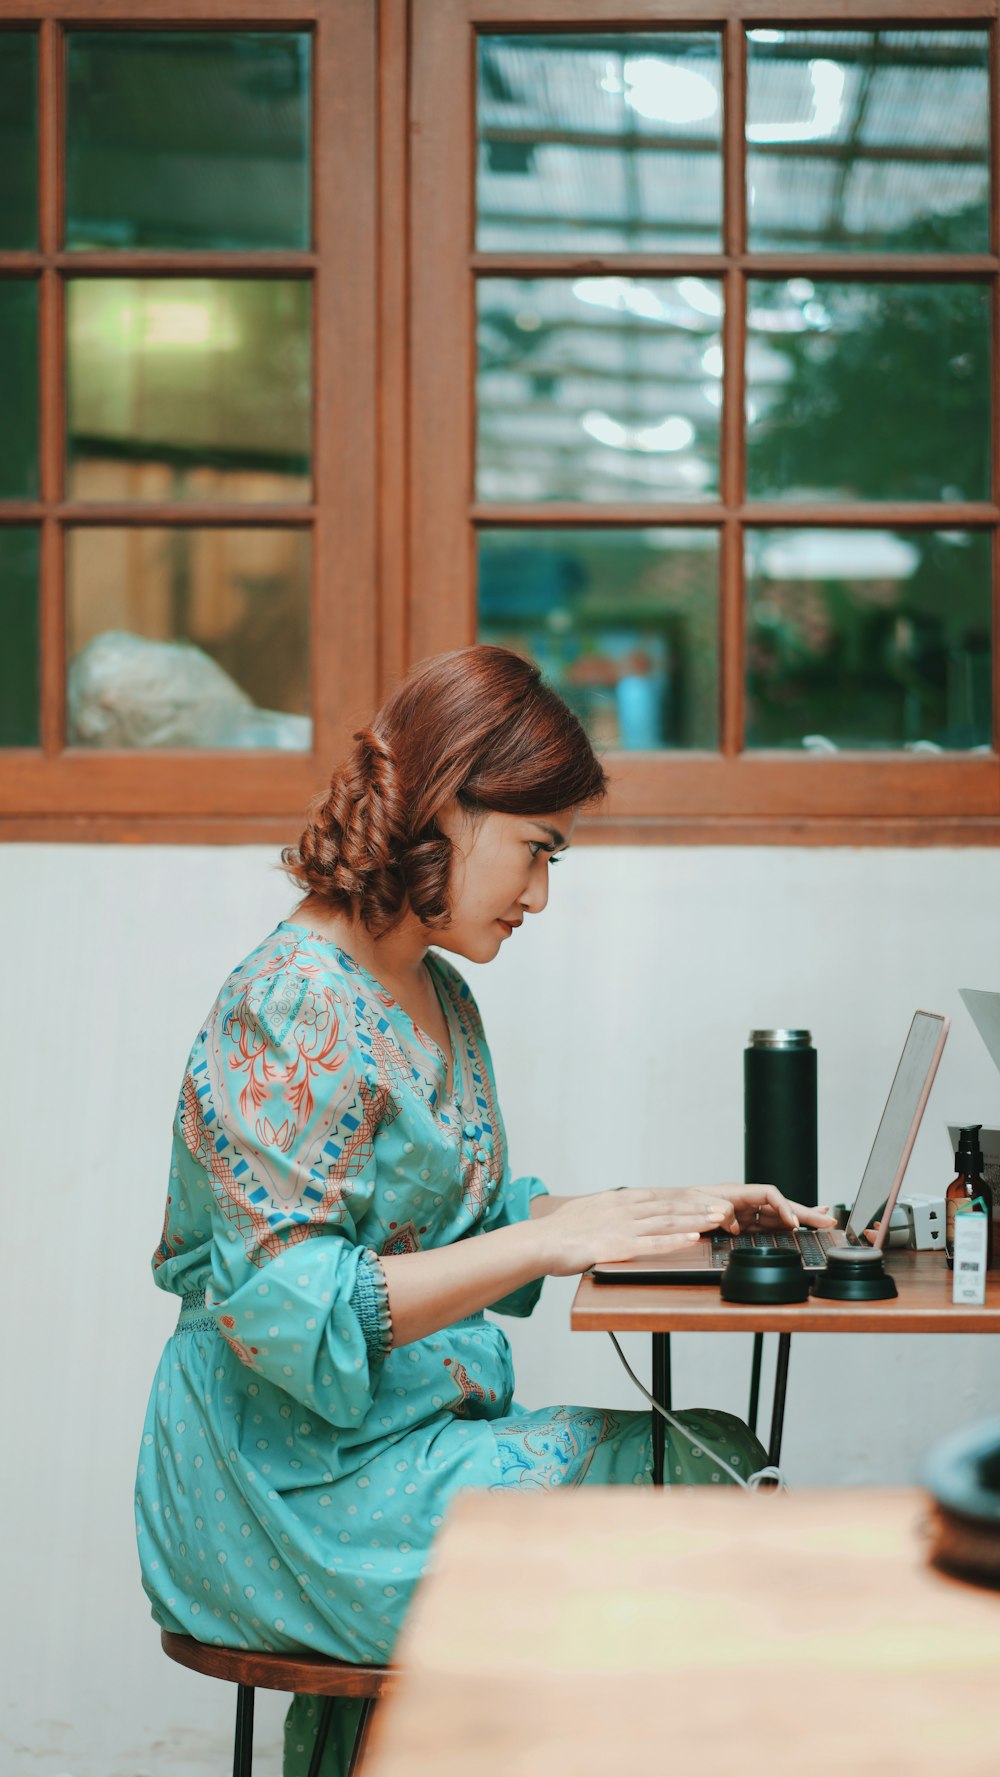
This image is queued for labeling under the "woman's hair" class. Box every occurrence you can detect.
[283,645,607,936]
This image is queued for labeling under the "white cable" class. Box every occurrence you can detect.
[608,1331,787,1494]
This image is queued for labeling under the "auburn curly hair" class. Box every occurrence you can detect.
[283,645,607,936]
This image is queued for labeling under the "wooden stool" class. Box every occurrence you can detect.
[161,1629,393,1777]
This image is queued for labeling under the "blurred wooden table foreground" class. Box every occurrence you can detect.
[362,1487,1000,1777]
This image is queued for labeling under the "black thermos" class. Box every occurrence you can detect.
[744,1029,818,1209]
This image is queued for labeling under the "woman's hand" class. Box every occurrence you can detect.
[710,1186,838,1236]
[535,1187,738,1277]
[534,1185,839,1277]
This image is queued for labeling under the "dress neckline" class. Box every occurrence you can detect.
[276,919,461,1108]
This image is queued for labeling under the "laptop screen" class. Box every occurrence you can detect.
[846,1010,949,1242]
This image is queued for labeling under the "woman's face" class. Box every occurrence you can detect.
[432,804,578,964]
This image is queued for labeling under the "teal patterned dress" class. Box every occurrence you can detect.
[136,923,764,1772]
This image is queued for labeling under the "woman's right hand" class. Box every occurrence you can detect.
[535,1187,734,1277]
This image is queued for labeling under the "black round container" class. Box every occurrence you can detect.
[811,1248,897,1301]
[744,1029,818,1209]
[720,1248,810,1304]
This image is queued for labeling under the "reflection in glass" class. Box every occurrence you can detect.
[0,34,37,248]
[746,281,989,502]
[479,529,718,750]
[745,529,991,750]
[66,529,310,749]
[477,34,722,252]
[0,528,40,746]
[747,30,989,252]
[0,281,39,498]
[67,281,311,504]
[66,32,311,250]
[477,279,722,503]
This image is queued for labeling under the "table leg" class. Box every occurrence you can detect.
[748,1332,764,1436]
[651,1332,672,1486]
[767,1333,792,1468]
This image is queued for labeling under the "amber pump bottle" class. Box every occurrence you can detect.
[945,1125,993,1270]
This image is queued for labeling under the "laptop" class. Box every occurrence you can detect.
[592,1008,950,1284]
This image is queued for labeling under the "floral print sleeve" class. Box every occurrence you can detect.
[166,942,393,1424]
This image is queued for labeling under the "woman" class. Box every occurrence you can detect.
[136,646,831,1774]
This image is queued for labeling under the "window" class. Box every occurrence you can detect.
[0,1,376,839]
[410,1,1000,841]
[3,0,998,843]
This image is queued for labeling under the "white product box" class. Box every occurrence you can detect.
[952,1210,989,1305]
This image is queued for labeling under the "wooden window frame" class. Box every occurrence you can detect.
[409,0,1000,844]
[0,0,379,843]
[3,0,1000,844]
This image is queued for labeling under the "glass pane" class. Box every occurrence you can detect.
[65,32,311,250]
[66,529,311,749]
[0,34,37,248]
[745,529,991,750]
[477,279,722,503]
[66,281,311,504]
[477,34,722,252]
[747,30,990,252]
[746,281,989,503]
[0,281,38,498]
[0,528,40,746]
[479,529,718,750]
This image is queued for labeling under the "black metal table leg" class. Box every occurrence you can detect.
[767,1333,792,1468]
[748,1332,764,1436]
[233,1684,255,1777]
[651,1332,672,1486]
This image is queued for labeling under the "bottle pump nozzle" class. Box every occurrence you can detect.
[955,1125,984,1172]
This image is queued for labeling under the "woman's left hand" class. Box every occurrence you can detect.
[706,1185,838,1235]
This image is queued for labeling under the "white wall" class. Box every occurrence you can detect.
[3,842,1000,1776]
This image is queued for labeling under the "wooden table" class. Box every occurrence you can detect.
[361,1487,1000,1777]
[572,1250,1000,1478]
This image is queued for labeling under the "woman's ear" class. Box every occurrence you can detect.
[436,797,482,854]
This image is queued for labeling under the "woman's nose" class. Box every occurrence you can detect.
[521,862,549,915]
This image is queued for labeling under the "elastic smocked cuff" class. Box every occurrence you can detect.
[351,1248,393,1376]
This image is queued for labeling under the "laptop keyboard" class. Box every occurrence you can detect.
[709,1228,833,1269]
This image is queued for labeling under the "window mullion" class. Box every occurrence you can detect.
[723,18,746,262]
[38,17,64,755]
[719,517,744,757]
[720,19,747,757]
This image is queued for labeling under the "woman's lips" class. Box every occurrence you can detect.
[497,918,520,936]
